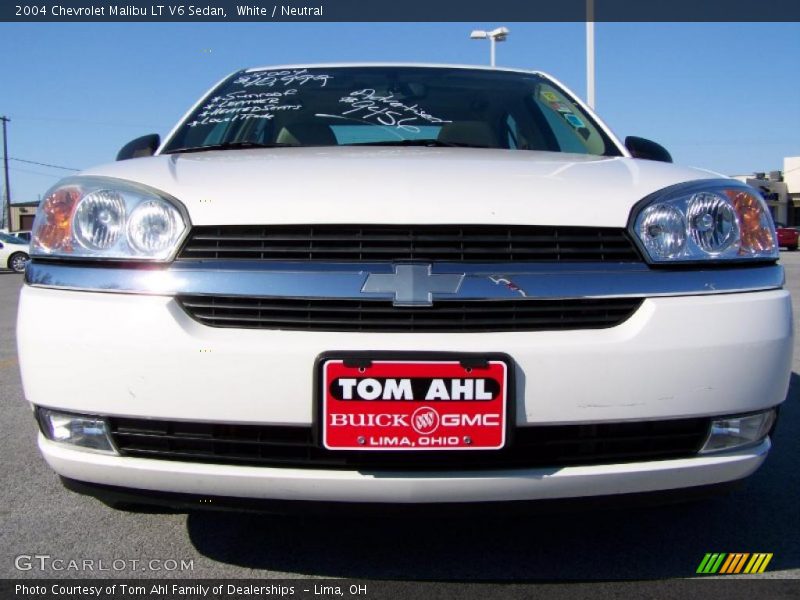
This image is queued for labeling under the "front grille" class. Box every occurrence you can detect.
[178,225,642,262]
[176,296,643,332]
[108,417,710,471]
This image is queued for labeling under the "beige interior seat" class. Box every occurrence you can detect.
[437,121,498,147]
[276,122,337,146]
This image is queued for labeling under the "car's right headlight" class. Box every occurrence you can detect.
[630,180,778,264]
[30,176,189,262]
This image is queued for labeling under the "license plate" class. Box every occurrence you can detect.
[319,354,510,451]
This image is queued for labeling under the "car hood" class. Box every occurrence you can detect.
[82,147,722,227]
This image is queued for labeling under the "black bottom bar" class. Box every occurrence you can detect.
[61,477,741,517]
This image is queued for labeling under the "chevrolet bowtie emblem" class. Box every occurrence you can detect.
[361,264,465,307]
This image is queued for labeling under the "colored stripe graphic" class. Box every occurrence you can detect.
[732,553,750,574]
[697,553,727,574]
[696,554,713,573]
[720,553,749,574]
[698,553,773,574]
[719,554,735,573]
[743,553,773,574]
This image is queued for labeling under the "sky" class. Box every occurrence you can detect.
[1,21,799,204]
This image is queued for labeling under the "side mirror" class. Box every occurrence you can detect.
[117,134,161,161]
[625,136,672,163]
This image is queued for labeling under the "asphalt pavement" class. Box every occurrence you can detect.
[1,256,799,582]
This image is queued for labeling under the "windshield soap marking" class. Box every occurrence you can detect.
[335,88,452,133]
[233,69,333,89]
[187,89,303,127]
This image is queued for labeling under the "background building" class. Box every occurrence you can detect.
[785,156,800,224]
[8,201,38,231]
[732,156,800,226]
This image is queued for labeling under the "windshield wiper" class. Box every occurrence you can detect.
[165,139,492,153]
[164,141,294,154]
[347,139,490,149]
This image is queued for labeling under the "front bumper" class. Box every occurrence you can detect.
[18,283,793,503]
[40,435,770,504]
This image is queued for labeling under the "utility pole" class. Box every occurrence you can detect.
[1,116,10,230]
[586,0,595,109]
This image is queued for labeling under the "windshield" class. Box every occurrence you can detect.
[162,67,620,156]
[0,232,26,244]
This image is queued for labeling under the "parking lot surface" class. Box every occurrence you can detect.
[1,255,799,580]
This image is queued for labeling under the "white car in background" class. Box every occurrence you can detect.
[12,230,32,243]
[17,64,792,511]
[0,231,29,273]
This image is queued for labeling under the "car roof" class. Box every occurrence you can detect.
[243,62,546,76]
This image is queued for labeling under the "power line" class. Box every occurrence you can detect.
[10,157,80,171]
[9,166,63,179]
[11,115,169,130]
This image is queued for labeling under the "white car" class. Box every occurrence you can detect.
[18,64,792,511]
[12,230,32,243]
[1,232,29,273]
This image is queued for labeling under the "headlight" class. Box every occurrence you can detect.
[31,177,189,261]
[631,180,778,263]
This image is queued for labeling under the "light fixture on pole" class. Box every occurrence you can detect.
[470,27,510,67]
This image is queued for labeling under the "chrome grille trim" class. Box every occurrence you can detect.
[25,262,785,301]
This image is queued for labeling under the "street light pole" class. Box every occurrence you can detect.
[586,0,595,109]
[1,116,10,231]
[470,27,510,68]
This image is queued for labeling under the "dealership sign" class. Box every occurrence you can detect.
[321,358,508,451]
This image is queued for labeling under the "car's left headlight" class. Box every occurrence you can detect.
[30,176,189,262]
[631,180,778,263]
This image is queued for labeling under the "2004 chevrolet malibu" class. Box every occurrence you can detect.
[18,64,793,511]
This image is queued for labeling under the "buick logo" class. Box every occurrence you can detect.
[361,264,464,306]
[411,407,440,435]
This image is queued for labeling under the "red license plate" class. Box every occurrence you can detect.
[320,357,509,451]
